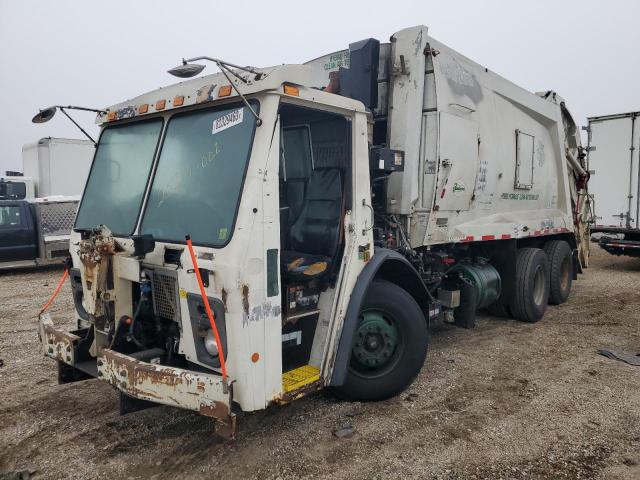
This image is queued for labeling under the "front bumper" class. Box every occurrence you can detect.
[38,314,236,438]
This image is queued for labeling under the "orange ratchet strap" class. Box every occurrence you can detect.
[185,235,228,381]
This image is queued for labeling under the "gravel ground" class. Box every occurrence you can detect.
[1,246,640,480]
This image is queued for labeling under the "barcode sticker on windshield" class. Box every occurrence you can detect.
[212,108,243,135]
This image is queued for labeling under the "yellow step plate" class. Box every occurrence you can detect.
[282,365,320,393]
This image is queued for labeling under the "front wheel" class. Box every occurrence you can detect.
[334,280,428,401]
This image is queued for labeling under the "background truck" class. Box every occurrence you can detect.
[587,111,640,256]
[0,137,94,200]
[0,138,92,268]
[0,196,79,269]
[36,25,589,438]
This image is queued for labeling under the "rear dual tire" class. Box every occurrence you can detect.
[489,241,573,322]
[543,240,573,305]
[510,247,550,323]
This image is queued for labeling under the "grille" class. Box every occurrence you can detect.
[151,269,181,321]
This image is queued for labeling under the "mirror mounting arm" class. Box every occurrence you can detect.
[59,107,98,145]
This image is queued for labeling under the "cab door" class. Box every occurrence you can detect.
[0,200,37,262]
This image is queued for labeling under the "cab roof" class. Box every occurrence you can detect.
[98,64,366,125]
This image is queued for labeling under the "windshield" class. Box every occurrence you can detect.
[75,120,162,235]
[140,104,257,245]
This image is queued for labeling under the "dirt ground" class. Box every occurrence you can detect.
[1,246,640,480]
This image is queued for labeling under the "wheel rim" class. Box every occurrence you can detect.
[532,265,546,305]
[350,309,402,378]
[559,255,571,291]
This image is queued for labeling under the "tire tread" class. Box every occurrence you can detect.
[510,248,549,323]
[543,240,573,305]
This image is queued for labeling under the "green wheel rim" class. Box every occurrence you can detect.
[350,309,402,378]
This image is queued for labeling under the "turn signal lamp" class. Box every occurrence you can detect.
[283,85,299,96]
[218,85,232,97]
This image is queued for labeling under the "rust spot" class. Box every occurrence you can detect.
[199,401,230,419]
[241,285,249,315]
[221,288,228,312]
[274,379,324,405]
[196,84,215,103]
[42,321,80,364]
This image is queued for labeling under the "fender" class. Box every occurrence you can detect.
[329,248,431,387]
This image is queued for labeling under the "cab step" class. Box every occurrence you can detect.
[282,365,320,393]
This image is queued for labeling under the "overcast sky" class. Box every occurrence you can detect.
[1,0,638,173]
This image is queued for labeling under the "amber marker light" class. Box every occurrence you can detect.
[283,85,299,96]
[218,85,232,97]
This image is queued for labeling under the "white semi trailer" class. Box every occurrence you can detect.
[587,111,640,256]
[36,25,589,438]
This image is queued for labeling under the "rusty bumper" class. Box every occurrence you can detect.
[97,349,236,438]
[38,313,80,365]
[37,314,236,438]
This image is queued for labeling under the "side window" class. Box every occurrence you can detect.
[0,206,22,227]
[281,126,313,181]
[515,129,534,189]
[0,181,27,200]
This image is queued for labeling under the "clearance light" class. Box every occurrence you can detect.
[155,99,166,110]
[173,95,184,106]
[283,85,299,96]
[107,111,116,121]
[138,104,149,114]
[218,85,232,97]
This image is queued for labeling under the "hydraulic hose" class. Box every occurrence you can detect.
[185,235,228,381]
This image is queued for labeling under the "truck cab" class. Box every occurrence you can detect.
[0,175,35,200]
[39,63,397,437]
[0,197,78,269]
[0,200,37,263]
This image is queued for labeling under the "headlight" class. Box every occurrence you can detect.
[203,330,219,357]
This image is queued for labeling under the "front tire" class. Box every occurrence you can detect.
[510,248,550,323]
[334,280,428,401]
[543,240,573,305]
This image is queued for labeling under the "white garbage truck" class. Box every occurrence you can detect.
[36,25,590,438]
